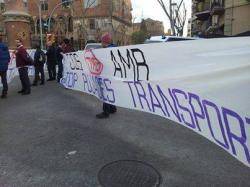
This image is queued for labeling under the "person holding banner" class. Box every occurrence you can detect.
[0,36,10,99]
[15,39,32,95]
[62,38,75,54]
[46,41,57,81]
[56,42,64,83]
[96,33,117,119]
[32,44,46,86]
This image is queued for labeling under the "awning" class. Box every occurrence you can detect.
[211,6,225,15]
[195,10,210,21]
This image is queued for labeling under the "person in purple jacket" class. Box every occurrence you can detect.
[96,33,117,119]
[0,36,10,98]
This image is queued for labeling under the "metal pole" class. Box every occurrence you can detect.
[48,0,73,32]
[38,4,44,49]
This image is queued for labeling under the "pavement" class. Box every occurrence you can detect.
[0,77,249,187]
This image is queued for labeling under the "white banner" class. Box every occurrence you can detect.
[61,37,250,167]
[0,50,36,86]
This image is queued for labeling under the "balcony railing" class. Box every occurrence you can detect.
[210,1,225,15]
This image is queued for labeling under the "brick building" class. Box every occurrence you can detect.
[0,0,132,49]
[0,0,5,39]
[1,0,32,48]
[132,18,165,36]
[28,0,132,48]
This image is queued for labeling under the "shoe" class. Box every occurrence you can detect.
[96,112,109,119]
[22,91,31,95]
[1,94,7,99]
[40,82,45,85]
[47,78,53,81]
[18,90,25,94]
[32,83,38,86]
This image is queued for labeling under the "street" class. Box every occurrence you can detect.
[0,77,249,187]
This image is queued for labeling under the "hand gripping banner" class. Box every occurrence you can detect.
[61,37,250,167]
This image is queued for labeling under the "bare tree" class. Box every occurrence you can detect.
[74,0,98,37]
[109,0,130,45]
[157,0,187,36]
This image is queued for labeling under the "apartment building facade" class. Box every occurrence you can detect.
[191,0,250,37]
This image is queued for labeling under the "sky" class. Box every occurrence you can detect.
[131,0,192,36]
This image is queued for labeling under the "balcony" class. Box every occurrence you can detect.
[210,2,225,15]
[194,0,205,3]
[194,1,211,20]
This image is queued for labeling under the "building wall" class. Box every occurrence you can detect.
[0,2,5,39]
[145,18,164,36]
[132,18,165,36]
[0,0,132,48]
[132,23,140,32]
[224,1,250,35]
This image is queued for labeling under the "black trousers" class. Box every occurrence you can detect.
[47,63,56,79]
[57,60,63,81]
[103,103,117,115]
[33,65,45,84]
[18,67,31,93]
[0,70,8,95]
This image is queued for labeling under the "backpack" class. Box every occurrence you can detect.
[25,53,34,66]
[38,51,46,64]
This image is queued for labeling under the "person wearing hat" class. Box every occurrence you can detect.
[96,33,117,119]
[0,36,10,98]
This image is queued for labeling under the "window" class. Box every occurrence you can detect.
[62,0,72,8]
[0,3,5,12]
[84,0,98,8]
[41,1,48,11]
[212,15,219,25]
[36,19,48,33]
[47,18,55,31]
[68,17,73,32]
[89,19,95,30]
[23,0,28,8]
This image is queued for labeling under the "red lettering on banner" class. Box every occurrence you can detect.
[84,49,103,75]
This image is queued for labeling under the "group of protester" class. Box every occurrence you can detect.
[0,37,74,97]
[0,33,117,119]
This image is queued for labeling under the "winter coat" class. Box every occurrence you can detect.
[0,42,10,72]
[56,46,63,64]
[46,46,57,65]
[62,44,75,54]
[15,46,30,68]
[34,49,46,67]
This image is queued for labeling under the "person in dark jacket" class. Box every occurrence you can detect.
[0,36,10,98]
[46,42,57,81]
[32,44,46,86]
[56,42,64,82]
[15,39,31,95]
[96,33,117,119]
